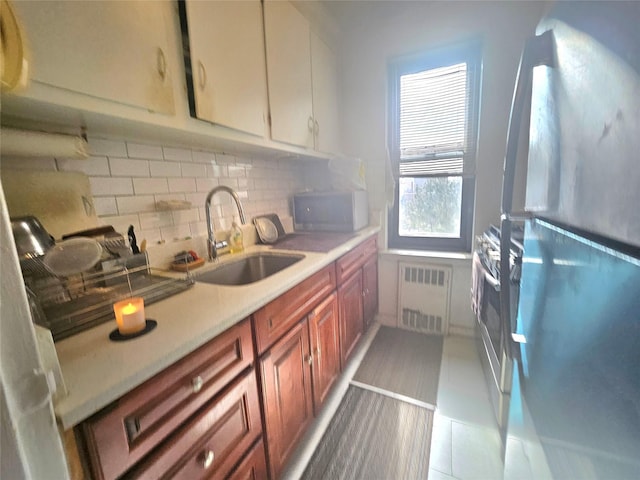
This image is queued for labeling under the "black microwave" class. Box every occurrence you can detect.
[292,191,368,232]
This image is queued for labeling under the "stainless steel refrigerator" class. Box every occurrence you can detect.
[500,2,640,478]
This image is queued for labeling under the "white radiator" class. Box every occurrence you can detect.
[397,262,452,335]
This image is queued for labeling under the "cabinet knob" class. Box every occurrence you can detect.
[198,61,207,90]
[192,375,204,393]
[305,354,313,366]
[314,347,321,360]
[314,119,320,135]
[156,48,167,80]
[362,290,366,297]
[307,116,314,132]
[201,449,215,469]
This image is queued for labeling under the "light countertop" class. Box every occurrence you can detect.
[54,227,379,429]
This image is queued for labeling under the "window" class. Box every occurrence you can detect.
[388,41,481,251]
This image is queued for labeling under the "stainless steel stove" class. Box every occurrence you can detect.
[474,224,523,448]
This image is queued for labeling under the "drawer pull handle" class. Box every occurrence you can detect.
[201,449,215,469]
[192,376,204,393]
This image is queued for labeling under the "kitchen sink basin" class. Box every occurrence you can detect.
[194,252,305,286]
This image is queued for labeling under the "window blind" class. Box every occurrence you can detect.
[399,62,476,176]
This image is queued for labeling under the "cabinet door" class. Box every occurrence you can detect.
[263,0,314,148]
[338,271,364,365]
[14,1,174,114]
[183,0,267,137]
[228,439,268,480]
[310,32,340,153]
[308,292,341,411]
[260,320,313,479]
[362,256,378,329]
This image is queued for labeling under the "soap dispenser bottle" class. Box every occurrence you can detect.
[229,217,244,254]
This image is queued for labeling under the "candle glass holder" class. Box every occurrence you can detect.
[113,297,146,335]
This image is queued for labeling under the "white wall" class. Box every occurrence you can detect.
[337,1,547,331]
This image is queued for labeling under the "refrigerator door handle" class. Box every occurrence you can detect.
[501,30,555,216]
[500,31,554,361]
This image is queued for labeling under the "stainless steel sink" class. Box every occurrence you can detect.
[194,252,305,286]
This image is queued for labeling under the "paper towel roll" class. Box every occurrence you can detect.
[0,128,89,158]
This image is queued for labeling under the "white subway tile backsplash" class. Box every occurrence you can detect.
[192,150,216,164]
[154,193,187,204]
[206,164,226,178]
[189,221,208,237]
[133,178,169,195]
[215,153,236,164]
[150,160,181,178]
[160,224,192,242]
[109,157,149,177]
[163,147,192,162]
[126,142,163,160]
[172,208,199,225]
[89,177,133,196]
[88,138,127,157]
[139,211,174,230]
[185,192,208,207]
[168,177,197,193]
[217,178,238,189]
[181,162,207,178]
[195,177,218,192]
[98,214,141,233]
[93,197,118,216]
[15,133,326,244]
[57,156,110,176]
[116,195,155,214]
[138,228,163,245]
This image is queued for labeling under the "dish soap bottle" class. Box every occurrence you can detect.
[229,217,244,254]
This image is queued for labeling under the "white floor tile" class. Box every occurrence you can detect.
[437,336,497,429]
[430,413,453,475]
[451,420,503,480]
[429,468,458,480]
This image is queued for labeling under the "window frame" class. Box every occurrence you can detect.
[388,40,482,252]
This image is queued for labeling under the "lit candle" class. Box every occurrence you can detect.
[113,297,146,334]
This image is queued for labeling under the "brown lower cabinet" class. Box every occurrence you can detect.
[337,270,364,365]
[80,320,262,479]
[78,236,378,480]
[260,320,314,479]
[308,292,341,411]
[362,255,378,330]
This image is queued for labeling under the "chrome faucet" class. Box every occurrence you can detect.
[205,185,246,261]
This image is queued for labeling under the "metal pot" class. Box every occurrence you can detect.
[10,216,55,260]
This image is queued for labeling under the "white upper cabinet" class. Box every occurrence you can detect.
[310,32,340,154]
[263,1,314,149]
[13,1,175,114]
[182,0,268,137]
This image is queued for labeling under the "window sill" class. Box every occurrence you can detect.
[380,248,472,263]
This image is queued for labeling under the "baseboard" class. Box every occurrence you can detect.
[448,324,476,337]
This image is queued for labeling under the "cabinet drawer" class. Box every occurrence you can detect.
[253,263,336,354]
[129,369,262,480]
[335,236,377,285]
[82,319,254,480]
[228,439,268,480]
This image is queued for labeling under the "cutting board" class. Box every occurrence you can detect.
[1,169,99,239]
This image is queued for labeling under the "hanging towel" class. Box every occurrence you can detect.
[471,251,485,320]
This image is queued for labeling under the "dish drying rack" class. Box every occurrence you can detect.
[24,253,194,341]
